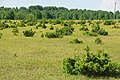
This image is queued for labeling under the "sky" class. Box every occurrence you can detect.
[0,0,120,11]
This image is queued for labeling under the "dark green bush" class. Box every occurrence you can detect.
[91,24,108,36]
[97,28,108,36]
[56,26,74,36]
[41,33,44,38]
[104,20,116,25]
[45,32,63,38]
[79,26,89,31]
[42,22,47,29]
[0,33,2,39]
[10,24,16,28]
[91,24,100,33]
[36,23,42,27]
[70,38,83,44]
[0,23,9,29]
[23,29,35,37]
[55,19,61,24]
[63,47,120,76]
[63,58,76,74]
[50,25,54,30]
[79,20,86,26]
[95,38,102,44]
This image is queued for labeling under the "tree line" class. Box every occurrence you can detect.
[0,5,120,20]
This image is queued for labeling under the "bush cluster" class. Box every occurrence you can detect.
[63,47,120,76]
[45,32,63,38]
[45,26,74,38]
[56,26,74,35]
[82,24,108,36]
[104,20,116,25]
[23,29,35,37]
[92,24,108,36]
[0,23,9,30]
[79,26,89,31]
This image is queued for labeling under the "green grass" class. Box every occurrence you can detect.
[0,20,120,80]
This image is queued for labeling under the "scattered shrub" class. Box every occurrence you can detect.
[50,25,54,30]
[23,29,35,37]
[79,20,86,26]
[0,33,2,39]
[63,46,120,76]
[95,38,102,44]
[91,24,100,33]
[63,58,76,74]
[10,24,16,28]
[55,19,61,24]
[35,26,39,29]
[104,20,116,25]
[45,32,63,38]
[0,23,9,29]
[42,22,47,29]
[91,24,108,36]
[36,23,42,27]
[27,21,37,26]
[56,26,74,36]
[97,28,108,36]
[12,28,19,36]
[84,31,98,36]
[79,26,89,31]
[18,22,26,27]
[112,25,120,29]
[41,33,44,38]
[70,38,83,44]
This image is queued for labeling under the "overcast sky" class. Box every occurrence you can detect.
[0,0,120,11]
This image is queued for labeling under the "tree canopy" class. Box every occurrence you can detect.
[0,5,119,20]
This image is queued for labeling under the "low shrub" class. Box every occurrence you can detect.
[23,29,35,37]
[0,33,2,39]
[55,19,61,24]
[50,25,54,30]
[63,46,120,76]
[41,33,44,38]
[79,26,89,31]
[84,31,98,36]
[18,22,26,27]
[12,28,19,36]
[104,20,116,25]
[10,24,16,28]
[70,38,83,44]
[79,20,86,26]
[27,21,37,26]
[95,38,102,44]
[56,26,74,36]
[97,28,108,36]
[91,24,100,33]
[91,24,108,36]
[42,22,47,29]
[112,25,120,29]
[0,23,9,29]
[45,32,63,38]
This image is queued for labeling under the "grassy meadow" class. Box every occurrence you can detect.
[0,20,120,80]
